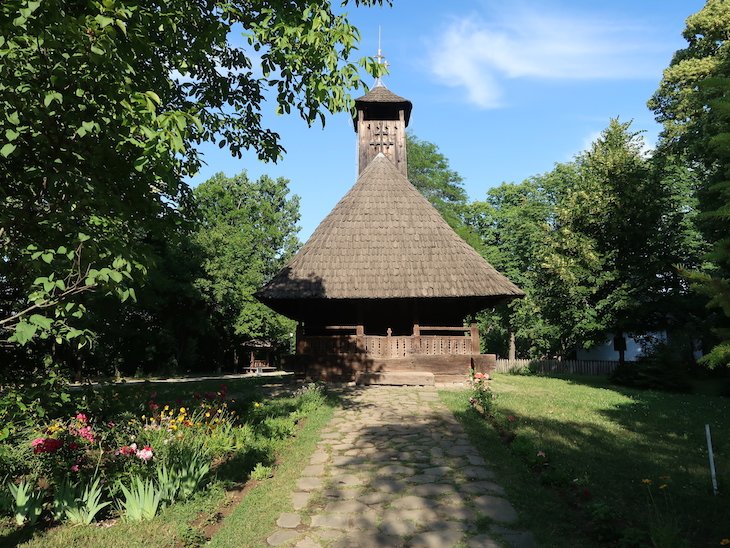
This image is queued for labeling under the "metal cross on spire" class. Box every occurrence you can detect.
[373,26,389,88]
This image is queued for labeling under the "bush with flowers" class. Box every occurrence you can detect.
[468,368,495,414]
[0,380,328,530]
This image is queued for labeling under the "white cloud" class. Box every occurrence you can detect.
[430,4,665,109]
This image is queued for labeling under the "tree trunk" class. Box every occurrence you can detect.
[508,331,516,361]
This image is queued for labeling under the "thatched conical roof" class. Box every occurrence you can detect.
[258,154,524,302]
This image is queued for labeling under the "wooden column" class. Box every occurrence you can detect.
[295,323,305,355]
[355,324,365,352]
[470,323,480,354]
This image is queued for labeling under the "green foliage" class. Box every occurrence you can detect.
[57,477,111,525]
[118,477,161,522]
[174,455,210,502]
[651,2,730,368]
[610,338,693,392]
[192,171,300,360]
[465,120,707,359]
[648,0,730,146]
[406,132,484,252]
[8,479,44,526]
[249,463,274,481]
[1,0,386,372]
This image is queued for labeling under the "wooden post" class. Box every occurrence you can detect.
[470,323,480,354]
[412,323,420,336]
[295,322,305,355]
[355,324,365,353]
[386,327,392,359]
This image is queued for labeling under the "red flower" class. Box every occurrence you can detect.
[32,438,64,453]
[148,402,159,411]
[68,442,79,451]
[582,489,591,499]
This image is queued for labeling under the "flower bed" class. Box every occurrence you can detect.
[0,379,327,531]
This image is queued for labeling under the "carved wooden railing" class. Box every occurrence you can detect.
[297,324,480,359]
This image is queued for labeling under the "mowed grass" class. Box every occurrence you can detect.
[441,374,730,547]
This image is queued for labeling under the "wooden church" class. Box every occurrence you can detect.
[256,79,523,383]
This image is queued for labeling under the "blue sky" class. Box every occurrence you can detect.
[189,0,705,241]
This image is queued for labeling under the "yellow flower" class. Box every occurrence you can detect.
[164,405,169,411]
[721,540,730,546]
[641,479,652,485]
[254,402,261,408]
[180,407,186,414]
[170,424,177,431]
[205,412,210,418]
[217,409,222,414]
[659,484,668,490]
[141,415,146,420]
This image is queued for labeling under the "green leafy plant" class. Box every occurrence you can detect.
[62,477,111,525]
[9,479,45,526]
[250,462,273,481]
[469,370,495,414]
[177,454,210,500]
[118,477,161,522]
[0,475,12,514]
[156,464,181,506]
[51,478,76,521]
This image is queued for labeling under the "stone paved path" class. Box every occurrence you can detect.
[267,386,537,548]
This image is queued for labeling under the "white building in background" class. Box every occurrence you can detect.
[577,332,668,362]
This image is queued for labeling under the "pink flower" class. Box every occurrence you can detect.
[136,446,153,461]
[118,443,138,456]
[75,413,88,423]
[75,425,95,443]
[31,438,45,448]
[70,464,80,472]
[148,402,159,411]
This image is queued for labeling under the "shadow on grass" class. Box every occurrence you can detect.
[485,377,730,546]
[0,523,37,547]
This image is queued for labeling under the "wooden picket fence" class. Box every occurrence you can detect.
[494,359,618,376]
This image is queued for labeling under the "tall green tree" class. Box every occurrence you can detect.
[466,120,706,360]
[193,172,300,367]
[0,0,387,351]
[406,132,483,252]
[650,0,730,367]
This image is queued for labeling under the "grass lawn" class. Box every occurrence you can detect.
[0,376,335,547]
[441,374,730,547]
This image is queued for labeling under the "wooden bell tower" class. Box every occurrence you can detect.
[354,81,412,176]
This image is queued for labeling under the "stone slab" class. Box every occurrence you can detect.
[355,371,435,386]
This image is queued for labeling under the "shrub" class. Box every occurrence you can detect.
[468,370,495,414]
[611,339,692,392]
